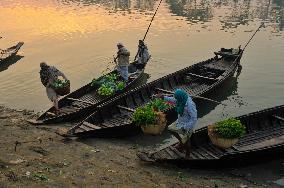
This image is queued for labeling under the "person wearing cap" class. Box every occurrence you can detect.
[115,43,130,81]
[137,40,150,64]
[39,62,68,115]
[156,89,197,157]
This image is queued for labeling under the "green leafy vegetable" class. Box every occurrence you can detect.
[132,105,156,126]
[132,98,174,127]
[92,73,126,96]
[51,79,69,89]
[214,118,246,139]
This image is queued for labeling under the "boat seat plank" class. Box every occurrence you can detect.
[204,145,224,157]
[198,147,219,159]
[193,148,213,159]
[272,115,284,122]
[117,105,135,112]
[234,126,284,148]
[163,148,179,159]
[83,122,101,130]
[238,135,284,151]
[191,150,206,159]
[169,146,186,158]
[74,127,85,134]
[79,125,93,131]
[186,72,219,82]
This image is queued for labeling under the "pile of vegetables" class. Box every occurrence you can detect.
[132,105,156,126]
[214,118,246,139]
[148,98,175,111]
[91,73,126,96]
[133,98,175,127]
[51,79,69,89]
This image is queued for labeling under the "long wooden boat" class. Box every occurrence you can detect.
[137,105,284,167]
[0,42,24,64]
[68,47,243,137]
[28,60,149,125]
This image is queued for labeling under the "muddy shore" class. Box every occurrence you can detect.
[0,106,283,188]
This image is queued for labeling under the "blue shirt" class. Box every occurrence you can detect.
[164,95,197,131]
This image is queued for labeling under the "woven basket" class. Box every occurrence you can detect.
[54,82,70,96]
[141,112,167,135]
[208,125,239,149]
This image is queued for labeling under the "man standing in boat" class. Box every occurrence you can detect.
[156,89,197,157]
[39,62,68,115]
[115,42,130,82]
[137,40,150,64]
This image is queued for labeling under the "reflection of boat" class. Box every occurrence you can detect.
[68,48,243,137]
[0,42,24,65]
[197,75,239,119]
[138,105,284,167]
[29,60,149,125]
[0,55,24,73]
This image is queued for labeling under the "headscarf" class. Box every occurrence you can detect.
[174,89,188,116]
[117,42,124,47]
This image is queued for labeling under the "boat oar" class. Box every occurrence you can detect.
[154,88,225,105]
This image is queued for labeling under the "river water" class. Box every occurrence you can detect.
[0,0,283,185]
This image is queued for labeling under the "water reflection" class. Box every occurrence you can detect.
[197,76,239,119]
[164,0,284,33]
[166,0,213,23]
[58,0,154,12]
[0,55,23,73]
[271,0,284,31]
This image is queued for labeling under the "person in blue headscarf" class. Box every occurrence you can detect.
[161,89,197,156]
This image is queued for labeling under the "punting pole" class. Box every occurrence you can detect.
[239,0,270,54]
[134,0,163,61]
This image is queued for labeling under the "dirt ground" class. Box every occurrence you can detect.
[0,106,283,188]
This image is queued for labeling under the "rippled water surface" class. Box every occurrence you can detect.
[0,0,283,121]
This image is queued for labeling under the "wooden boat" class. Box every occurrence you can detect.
[137,105,284,167]
[28,60,149,125]
[68,47,243,137]
[0,42,24,64]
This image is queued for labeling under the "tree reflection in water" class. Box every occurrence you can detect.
[166,0,213,23]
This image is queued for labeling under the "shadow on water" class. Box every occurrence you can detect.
[0,55,24,73]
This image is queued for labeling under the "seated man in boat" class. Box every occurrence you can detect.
[156,89,197,157]
[137,40,150,64]
[39,62,68,115]
[115,42,130,82]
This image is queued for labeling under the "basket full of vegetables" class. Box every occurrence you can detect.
[51,79,70,96]
[132,98,175,135]
[207,118,246,149]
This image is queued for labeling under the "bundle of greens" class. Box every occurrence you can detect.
[214,118,246,139]
[92,73,126,96]
[51,79,69,89]
[132,105,156,126]
[133,98,175,127]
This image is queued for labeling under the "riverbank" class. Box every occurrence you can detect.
[0,106,282,188]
